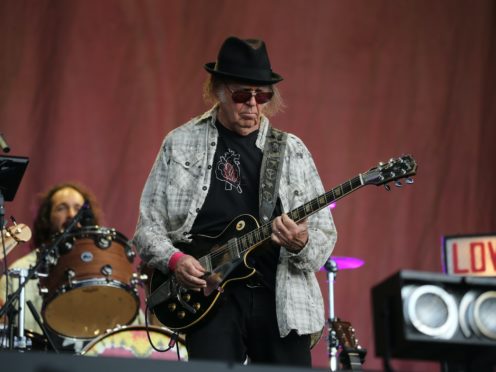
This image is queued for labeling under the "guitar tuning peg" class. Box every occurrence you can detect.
[395,180,402,187]
[406,177,414,184]
[384,184,391,191]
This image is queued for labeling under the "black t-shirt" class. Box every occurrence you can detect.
[191,121,280,290]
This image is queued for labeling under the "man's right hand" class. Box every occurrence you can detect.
[174,255,207,290]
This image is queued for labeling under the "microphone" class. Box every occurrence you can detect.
[63,201,90,233]
[80,202,96,226]
[0,133,10,153]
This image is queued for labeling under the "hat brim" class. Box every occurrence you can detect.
[204,62,283,85]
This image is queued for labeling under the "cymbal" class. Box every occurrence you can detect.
[321,256,365,271]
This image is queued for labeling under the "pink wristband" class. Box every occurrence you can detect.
[168,252,186,271]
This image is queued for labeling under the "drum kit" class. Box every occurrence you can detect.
[0,155,187,359]
[0,224,187,360]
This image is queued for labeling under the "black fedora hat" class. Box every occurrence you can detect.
[204,36,283,85]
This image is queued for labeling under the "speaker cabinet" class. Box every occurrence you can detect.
[371,270,496,364]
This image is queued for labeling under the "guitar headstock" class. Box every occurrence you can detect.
[330,318,367,369]
[1,223,32,259]
[362,154,417,189]
[330,319,361,350]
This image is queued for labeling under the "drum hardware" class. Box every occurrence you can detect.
[101,264,113,279]
[0,325,48,351]
[36,271,48,278]
[61,240,74,253]
[131,272,148,287]
[96,236,111,249]
[2,268,31,350]
[65,269,76,287]
[37,271,49,294]
[1,269,57,352]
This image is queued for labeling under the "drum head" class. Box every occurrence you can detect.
[81,325,188,360]
[43,284,138,339]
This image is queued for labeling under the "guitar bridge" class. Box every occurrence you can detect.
[177,289,196,314]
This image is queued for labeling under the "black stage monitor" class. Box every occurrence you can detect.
[372,270,496,367]
[0,155,29,201]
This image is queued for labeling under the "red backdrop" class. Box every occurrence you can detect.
[1,1,495,370]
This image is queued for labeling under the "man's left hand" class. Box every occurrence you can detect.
[271,214,308,252]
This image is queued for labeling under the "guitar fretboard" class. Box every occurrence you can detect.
[235,175,364,255]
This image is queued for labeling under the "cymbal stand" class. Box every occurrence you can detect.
[324,258,339,371]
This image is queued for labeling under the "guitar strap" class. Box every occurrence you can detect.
[259,125,288,224]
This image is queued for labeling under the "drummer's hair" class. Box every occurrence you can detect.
[32,182,103,248]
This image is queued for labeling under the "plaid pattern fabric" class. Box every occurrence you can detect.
[134,107,337,338]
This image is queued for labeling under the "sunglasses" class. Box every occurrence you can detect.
[226,85,274,104]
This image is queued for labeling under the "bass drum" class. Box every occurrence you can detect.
[81,325,188,360]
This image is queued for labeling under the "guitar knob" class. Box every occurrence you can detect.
[406,177,414,184]
[182,293,191,302]
[168,303,177,312]
[177,311,186,319]
[193,303,201,311]
[395,180,402,187]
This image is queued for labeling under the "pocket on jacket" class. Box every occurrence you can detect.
[168,151,204,188]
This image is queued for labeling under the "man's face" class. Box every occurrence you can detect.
[217,83,273,136]
[49,187,85,232]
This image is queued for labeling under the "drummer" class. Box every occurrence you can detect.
[0,182,143,352]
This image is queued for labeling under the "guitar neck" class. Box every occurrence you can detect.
[235,174,364,255]
[288,175,363,223]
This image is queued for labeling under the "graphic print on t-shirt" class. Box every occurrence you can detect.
[215,149,243,193]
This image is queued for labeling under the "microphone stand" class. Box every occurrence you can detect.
[0,202,89,350]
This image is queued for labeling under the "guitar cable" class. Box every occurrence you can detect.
[144,302,181,360]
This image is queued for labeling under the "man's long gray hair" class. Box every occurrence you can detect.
[203,75,285,117]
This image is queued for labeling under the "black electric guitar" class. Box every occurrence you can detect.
[148,155,417,331]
